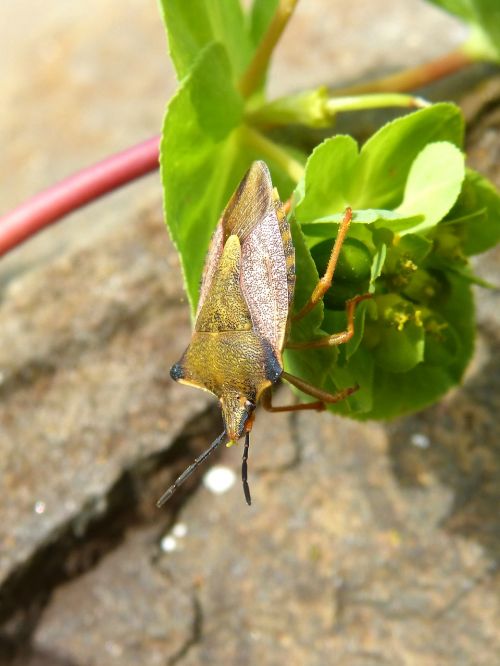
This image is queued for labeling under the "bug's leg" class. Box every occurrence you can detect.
[261,386,325,413]
[287,293,371,350]
[281,371,359,404]
[292,206,353,322]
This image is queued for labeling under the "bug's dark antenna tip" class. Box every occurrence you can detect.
[242,431,252,506]
[156,486,175,508]
[156,430,226,508]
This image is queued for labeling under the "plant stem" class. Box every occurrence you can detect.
[241,125,305,183]
[325,92,429,113]
[238,0,299,99]
[0,45,474,258]
[0,136,159,257]
[334,47,473,96]
[247,88,429,129]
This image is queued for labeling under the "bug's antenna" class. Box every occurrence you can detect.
[156,430,226,507]
[241,431,252,506]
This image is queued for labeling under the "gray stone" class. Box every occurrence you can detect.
[31,527,195,666]
[155,407,500,666]
[0,207,211,622]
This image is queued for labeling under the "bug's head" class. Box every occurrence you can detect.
[220,391,256,444]
[170,357,256,441]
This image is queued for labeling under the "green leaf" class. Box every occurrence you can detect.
[324,346,375,415]
[158,0,253,80]
[288,218,325,338]
[295,105,464,231]
[443,169,500,255]
[161,43,298,314]
[160,43,245,311]
[427,0,500,62]
[373,322,425,373]
[294,135,359,220]
[433,260,498,289]
[349,103,464,209]
[370,242,387,287]
[426,0,477,22]
[300,209,423,229]
[302,210,395,225]
[395,142,465,233]
[394,233,433,266]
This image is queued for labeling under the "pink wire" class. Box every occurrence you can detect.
[0,135,160,257]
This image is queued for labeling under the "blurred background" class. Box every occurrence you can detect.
[1,1,499,664]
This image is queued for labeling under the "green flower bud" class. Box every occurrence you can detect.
[367,295,425,373]
[311,237,372,283]
[311,238,372,308]
[403,268,440,303]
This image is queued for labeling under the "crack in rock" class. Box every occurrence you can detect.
[166,592,203,666]
[0,407,222,662]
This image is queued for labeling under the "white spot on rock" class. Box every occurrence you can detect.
[411,433,430,449]
[172,522,187,538]
[203,465,236,495]
[34,501,46,515]
[160,535,177,553]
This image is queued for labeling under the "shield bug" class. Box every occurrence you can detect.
[158,161,369,507]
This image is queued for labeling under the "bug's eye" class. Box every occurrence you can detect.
[170,362,184,381]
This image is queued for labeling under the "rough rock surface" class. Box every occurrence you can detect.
[1,1,499,665]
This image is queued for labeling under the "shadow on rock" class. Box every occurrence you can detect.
[387,323,500,566]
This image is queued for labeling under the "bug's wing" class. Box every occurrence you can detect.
[229,162,294,356]
[196,161,294,356]
[196,161,269,318]
[196,221,224,318]
[221,161,274,242]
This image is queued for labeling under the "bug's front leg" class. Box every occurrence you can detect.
[287,293,371,350]
[280,372,359,404]
[260,387,325,413]
[292,206,353,322]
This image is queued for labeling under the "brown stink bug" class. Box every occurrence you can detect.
[157,161,369,506]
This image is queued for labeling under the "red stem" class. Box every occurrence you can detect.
[0,136,160,257]
[0,47,474,259]
[335,48,472,95]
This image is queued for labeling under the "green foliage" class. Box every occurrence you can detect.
[158,0,296,311]
[427,0,500,62]
[160,43,245,309]
[289,106,498,418]
[395,142,465,231]
[441,169,500,255]
[158,0,500,420]
[158,0,253,79]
